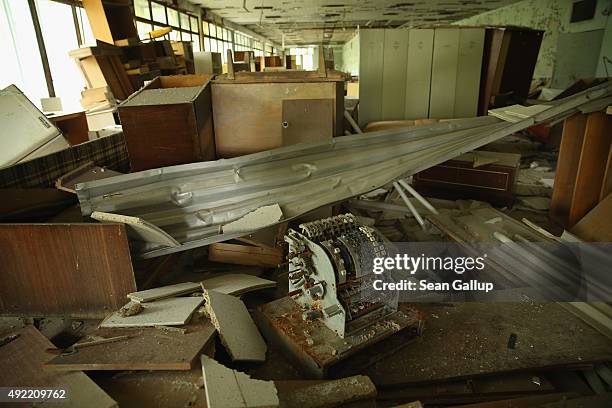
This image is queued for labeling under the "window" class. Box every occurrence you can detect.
[36,0,83,110]
[0,0,47,107]
[134,0,150,19]
[202,21,233,62]
[289,47,315,70]
[135,1,200,50]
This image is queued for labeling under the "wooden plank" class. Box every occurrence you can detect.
[48,111,89,145]
[45,320,216,371]
[600,143,612,200]
[571,194,612,242]
[430,28,460,119]
[405,29,434,120]
[550,113,588,226]
[568,112,612,226]
[204,289,267,362]
[0,326,117,407]
[454,28,485,118]
[208,242,282,267]
[100,297,204,328]
[358,29,385,127]
[381,29,409,120]
[0,223,135,317]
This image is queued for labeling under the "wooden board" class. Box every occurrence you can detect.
[405,29,434,120]
[48,111,89,145]
[208,242,282,267]
[550,113,587,225]
[0,326,117,407]
[571,194,612,242]
[429,28,460,119]
[0,223,136,317]
[569,112,612,226]
[282,99,334,146]
[100,297,203,328]
[44,320,216,371]
[381,29,409,120]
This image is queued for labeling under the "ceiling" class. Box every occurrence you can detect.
[192,0,522,46]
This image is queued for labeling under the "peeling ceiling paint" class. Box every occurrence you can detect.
[191,0,523,45]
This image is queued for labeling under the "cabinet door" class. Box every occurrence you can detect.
[282,99,334,146]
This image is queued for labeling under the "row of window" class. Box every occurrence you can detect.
[134,1,280,62]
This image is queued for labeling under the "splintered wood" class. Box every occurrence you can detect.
[44,320,216,371]
[0,326,117,408]
[203,289,267,362]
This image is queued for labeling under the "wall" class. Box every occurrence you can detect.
[341,31,360,75]
[456,0,611,86]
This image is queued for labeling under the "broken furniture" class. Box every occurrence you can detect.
[413,151,521,207]
[0,223,136,317]
[69,45,134,101]
[211,70,345,157]
[0,326,117,407]
[44,320,216,371]
[257,213,423,378]
[0,85,70,168]
[47,110,90,146]
[550,110,612,227]
[82,0,138,46]
[118,74,215,171]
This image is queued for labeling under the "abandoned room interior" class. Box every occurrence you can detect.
[1,0,612,406]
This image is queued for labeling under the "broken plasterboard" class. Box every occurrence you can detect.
[280,375,377,408]
[101,297,203,328]
[201,274,276,296]
[222,204,283,234]
[128,282,202,303]
[203,289,267,362]
[201,355,278,408]
[488,104,552,122]
[92,211,180,247]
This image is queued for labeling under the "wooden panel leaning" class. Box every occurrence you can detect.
[550,111,612,227]
[0,223,136,318]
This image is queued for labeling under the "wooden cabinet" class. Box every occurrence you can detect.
[118,74,215,171]
[211,73,344,158]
